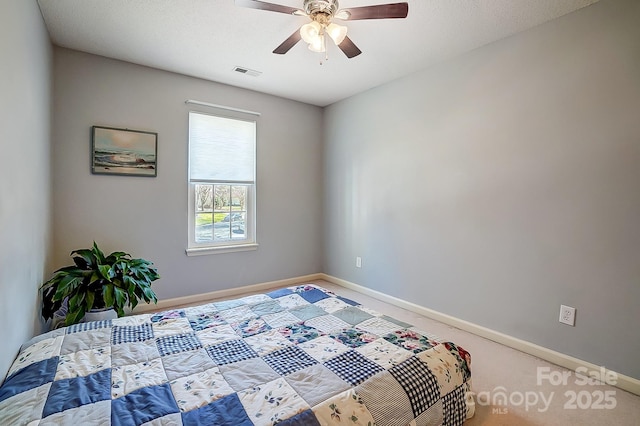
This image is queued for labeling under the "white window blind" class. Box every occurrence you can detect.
[189,112,256,183]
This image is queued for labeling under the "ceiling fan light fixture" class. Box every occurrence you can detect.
[300,21,322,44]
[326,23,347,45]
[307,33,326,52]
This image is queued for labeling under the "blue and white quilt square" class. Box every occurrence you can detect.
[206,340,258,366]
[112,323,154,344]
[324,350,384,386]
[262,345,318,376]
[156,333,202,357]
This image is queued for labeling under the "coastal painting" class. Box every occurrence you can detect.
[92,126,157,177]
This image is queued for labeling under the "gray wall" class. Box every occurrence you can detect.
[52,48,324,300]
[2,0,637,386]
[0,1,52,379]
[324,0,640,379]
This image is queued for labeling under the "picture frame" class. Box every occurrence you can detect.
[91,126,157,177]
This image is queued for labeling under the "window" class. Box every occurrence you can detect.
[187,111,257,255]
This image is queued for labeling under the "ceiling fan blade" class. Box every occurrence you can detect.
[235,0,301,15]
[340,2,408,20]
[273,29,302,54]
[338,36,362,58]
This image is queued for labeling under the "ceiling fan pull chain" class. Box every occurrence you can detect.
[318,31,327,65]
[324,32,329,63]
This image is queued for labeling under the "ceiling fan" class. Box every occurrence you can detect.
[235,0,409,59]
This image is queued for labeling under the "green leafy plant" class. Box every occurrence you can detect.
[41,242,159,326]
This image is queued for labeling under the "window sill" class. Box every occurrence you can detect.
[185,243,259,257]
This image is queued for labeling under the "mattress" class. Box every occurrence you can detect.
[0,284,473,425]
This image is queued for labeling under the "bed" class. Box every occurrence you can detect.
[0,284,474,425]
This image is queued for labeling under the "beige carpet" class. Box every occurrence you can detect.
[314,281,640,425]
[171,279,640,425]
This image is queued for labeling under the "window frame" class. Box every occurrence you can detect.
[185,110,258,256]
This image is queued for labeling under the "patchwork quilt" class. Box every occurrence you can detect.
[0,284,474,425]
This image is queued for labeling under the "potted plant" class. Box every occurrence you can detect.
[41,242,160,326]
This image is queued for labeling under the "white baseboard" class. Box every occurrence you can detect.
[132,272,639,396]
[132,273,325,314]
[320,273,640,397]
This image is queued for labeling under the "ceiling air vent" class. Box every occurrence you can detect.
[233,66,262,77]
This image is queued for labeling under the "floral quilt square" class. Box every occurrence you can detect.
[277,323,321,344]
[152,317,193,338]
[169,367,235,412]
[297,335,350,363]
[312,388,375,426]
[383,329,438,354]
[55,347,111,380]
[355,338,413,369]
[329,328,377,349]
[8,336,63,377]
[232,318,271,338]
[111,357,167,399]
[237,378,309,425]
[188,312,227,332]
[150,310,185,323]
[195,324,240,347]
[243,329,292,356]
[275,294,310,310]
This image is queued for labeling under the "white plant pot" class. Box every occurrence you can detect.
[83,308,118,323]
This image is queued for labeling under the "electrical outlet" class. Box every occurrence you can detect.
[356,256,362,268]
[559,305,576,326]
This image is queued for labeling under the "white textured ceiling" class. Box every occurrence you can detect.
[37,0,599,106]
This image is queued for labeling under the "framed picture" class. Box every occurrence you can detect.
[91,126,157,177]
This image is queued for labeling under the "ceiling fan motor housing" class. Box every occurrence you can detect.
[304,0,339,19]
